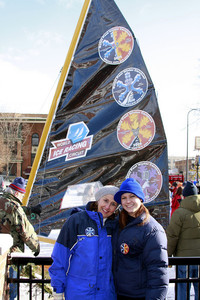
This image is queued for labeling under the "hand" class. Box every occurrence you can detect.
[34,244,40,256]
[53,292,63,299]
[31,204,42,216]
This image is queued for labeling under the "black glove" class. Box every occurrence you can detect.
[34,244,40,257]
[30,204,42,216]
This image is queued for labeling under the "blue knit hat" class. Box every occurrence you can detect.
[9,177,26,194]
[182,181,197,197]
[114,178,145,203]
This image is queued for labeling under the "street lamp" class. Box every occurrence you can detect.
[186,108,200,180]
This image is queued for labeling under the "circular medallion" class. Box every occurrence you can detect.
[126,161,163,203]
[98,26,134,65]
[85,227,95,237]
[112,67,148,107]
[120,243,129,254]
[117,110,156,151]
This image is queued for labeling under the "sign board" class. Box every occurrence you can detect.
[195,136,200,150]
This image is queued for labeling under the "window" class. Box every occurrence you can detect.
[31,153,36,165]
[32,133,39,146]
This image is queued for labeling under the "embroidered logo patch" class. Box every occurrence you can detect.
[85,227,95,237]
[120,243,129,254]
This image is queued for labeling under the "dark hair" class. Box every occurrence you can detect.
[119,203,150,229]
[176,186,183,196]
[90,201,98,212]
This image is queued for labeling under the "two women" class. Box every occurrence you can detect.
[50,178,169,299]
[49,185,119,299]
[113,178,169,300]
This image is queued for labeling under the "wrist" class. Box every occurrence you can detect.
[53,292,63,299]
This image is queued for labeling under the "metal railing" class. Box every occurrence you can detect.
[5,256,200,299]
[6,256,53,300]
[169,256,200,300]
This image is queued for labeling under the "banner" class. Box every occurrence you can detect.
[27,0,169,239]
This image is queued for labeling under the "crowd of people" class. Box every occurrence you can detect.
[1,176,200,299]
[167,180,200,300]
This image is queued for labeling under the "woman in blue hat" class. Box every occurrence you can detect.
[113,178,169,300]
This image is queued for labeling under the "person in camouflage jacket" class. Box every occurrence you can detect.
[0,177,40,255]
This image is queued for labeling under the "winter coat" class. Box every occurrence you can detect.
[0,193,40,253]
[170,193,181,217]
[166,194,200,256]
[49,202,116,300]
[112,214,169,300]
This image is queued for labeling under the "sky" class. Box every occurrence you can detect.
[0,0,200,159]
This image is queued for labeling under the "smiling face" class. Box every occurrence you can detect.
[97,194,118,218]
[121,192,142,217]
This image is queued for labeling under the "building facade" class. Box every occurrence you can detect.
[0,113,47,180]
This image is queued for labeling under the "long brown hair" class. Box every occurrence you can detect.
[119,203,150,229]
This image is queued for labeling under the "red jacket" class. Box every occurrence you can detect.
[171,194,182,217]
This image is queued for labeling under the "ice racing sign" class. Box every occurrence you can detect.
[48,122,93,161]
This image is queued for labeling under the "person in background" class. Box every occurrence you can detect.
[166,181,200,300]
[0,177,40,255]
[170,181,178,197]
[113,178,169,300]
[170,185,183,217]
[49,185,119,300]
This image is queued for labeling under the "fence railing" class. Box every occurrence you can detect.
[6,256,53,300]
[5,256,200,299]
[169,256,200,300]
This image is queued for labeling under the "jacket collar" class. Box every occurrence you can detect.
[2,192,23,206]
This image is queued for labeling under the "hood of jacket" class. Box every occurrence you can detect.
[180,194,200,212]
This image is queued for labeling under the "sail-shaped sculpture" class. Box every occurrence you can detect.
[24,0,169,241]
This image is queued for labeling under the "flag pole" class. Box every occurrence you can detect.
[23,0,91,206]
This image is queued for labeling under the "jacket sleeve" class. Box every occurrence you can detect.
[13,206,40,253]
[49,215,78,293]
[166,210,183,256]
[143,225,169,300]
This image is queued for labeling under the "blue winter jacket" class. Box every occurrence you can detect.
[49,203,116,300]
[112,213,169,300]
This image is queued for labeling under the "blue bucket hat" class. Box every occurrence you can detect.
[114,178,145,204]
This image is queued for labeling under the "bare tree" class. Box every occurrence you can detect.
[0,113,30,177]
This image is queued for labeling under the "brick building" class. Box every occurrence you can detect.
[0,113,47,180]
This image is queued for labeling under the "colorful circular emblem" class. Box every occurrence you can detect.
[85,227,95,237]
[112,68,148,107]
[120,243,129,254]
[126,161,163,203]
[98,26,134,65]
[117,110,156,151]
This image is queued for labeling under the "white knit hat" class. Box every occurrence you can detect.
[95,185,119,201]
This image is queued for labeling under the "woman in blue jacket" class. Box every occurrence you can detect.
[49,185,119,300]
[113,178,169,300]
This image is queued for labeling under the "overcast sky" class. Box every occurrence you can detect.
[0,0,200,158]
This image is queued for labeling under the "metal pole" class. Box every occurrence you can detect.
[186,109,200,181]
